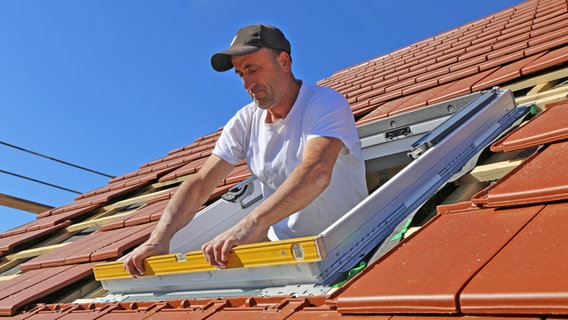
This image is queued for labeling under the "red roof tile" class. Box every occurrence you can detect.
[20,222,156,270]
[427,68,497,105]
[491,100,568,152]
[22,297,330,320]
[157,157,208,182]
[24,303,156,319]
[42,196,105,217]
[334,205,542,314]
[6,0,568,318]
[474,53,546,91]
[0,222,70,256]
[531,12,568,38]
[1,213,72,238]
[523,44,568,73]
[460,202,568,315]
[321,0,568,117]
[356,94,416,125]
[224,163,251,185]
[0,263,95,316]
[99,200,168,231]
[472,141,568,207]
[389,83,453,116]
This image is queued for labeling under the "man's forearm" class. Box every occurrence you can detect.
[123,155,234,277]
[146,178,206,244]
[249,137,343,231]
[148,154,235,245]
[248,157,332,231]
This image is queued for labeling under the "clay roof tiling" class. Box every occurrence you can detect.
[2,0,568,318]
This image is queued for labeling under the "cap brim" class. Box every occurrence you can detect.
[211,45,260,72]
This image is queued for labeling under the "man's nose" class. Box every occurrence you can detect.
[242,74,255,91]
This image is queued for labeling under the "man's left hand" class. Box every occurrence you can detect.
[201,215,260,268]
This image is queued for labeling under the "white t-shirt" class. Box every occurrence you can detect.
[213,83,368,240]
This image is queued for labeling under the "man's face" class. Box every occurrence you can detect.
[231,48,288,110]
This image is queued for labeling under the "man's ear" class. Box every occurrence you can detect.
[278,52,292,71]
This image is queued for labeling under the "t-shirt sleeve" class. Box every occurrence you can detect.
[306,88,360,154]
[212,111,248,166]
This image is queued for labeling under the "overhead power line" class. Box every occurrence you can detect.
[0,140,116,179]
[0,169,82,195]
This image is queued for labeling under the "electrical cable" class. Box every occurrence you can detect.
[0,169,82,194]
[0,140,116,179]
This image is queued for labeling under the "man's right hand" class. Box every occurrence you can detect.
[123,241,169,278]
[121,155,235,278]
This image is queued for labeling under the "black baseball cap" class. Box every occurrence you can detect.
[211,24,291,72]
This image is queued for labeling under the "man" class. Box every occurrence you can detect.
[124,24,367,277]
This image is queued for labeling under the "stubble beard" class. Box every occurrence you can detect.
[250,88,275,110]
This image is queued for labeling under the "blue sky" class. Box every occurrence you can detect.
[0,0,523,232]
